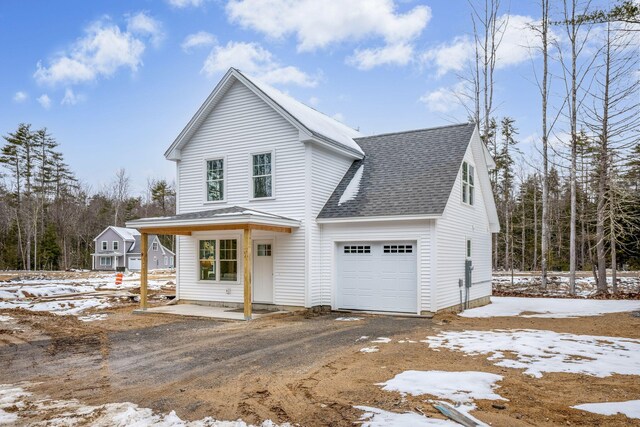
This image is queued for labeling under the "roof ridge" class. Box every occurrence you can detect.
[356,122,474,140]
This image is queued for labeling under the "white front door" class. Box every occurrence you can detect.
[253,240,273,303]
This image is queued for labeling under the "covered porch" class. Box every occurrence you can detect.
[126,206,300,320]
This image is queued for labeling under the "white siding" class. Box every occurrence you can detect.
[435,132,493,311]
[176,81,307,306]
[319,220,433,313]
[309,145,354,306]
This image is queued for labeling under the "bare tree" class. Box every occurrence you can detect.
[111,168,130,227]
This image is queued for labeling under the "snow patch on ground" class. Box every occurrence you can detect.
[335,317,362,321]
[572,400,640,419]
[0,297,111,316]
[338,165,364,205]
[78,313,109,322]
[0,315,13,322]
[378,370,506,403]
[360,346,379,353]
[460,297,640,318]
[425,329,640,378]
[371,337,391,343]
[356,406,458,426]
[0,383,288,426]
[493,273,640,297]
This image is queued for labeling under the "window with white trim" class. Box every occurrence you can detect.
[152,241,159,251]
[206,158,224,201]
[220,240,238,281]
[257,244,272,256]
[112,241,119,251]
[199,240,216,281]
[252,152,272,198]
[164,256,168,266]
[198,239,238,282]
[101,241,108,251]
[99,256,112,266]
[462,161,475,205]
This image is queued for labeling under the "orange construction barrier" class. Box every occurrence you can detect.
[115,272,123,285]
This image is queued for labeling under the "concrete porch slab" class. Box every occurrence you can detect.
[134,304,287,321]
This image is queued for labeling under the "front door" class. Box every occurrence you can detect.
[253,240,273,303]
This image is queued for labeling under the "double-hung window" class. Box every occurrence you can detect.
[152,241,159,251]
[113,241,119,251]
[101,241,108,251]
[252,152,273,198]
[199,240,216,281]
[100,257,112,266]
[199,239,238,282]
[462,161,475,205]
[206,158,224,202]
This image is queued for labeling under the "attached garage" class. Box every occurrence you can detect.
[128,257,141,271]
[336,241,417,313]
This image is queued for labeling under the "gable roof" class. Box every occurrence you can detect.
[129,234,173,256]
[93,226,140,242]
[164,68,364,161]
[318,122,477,220]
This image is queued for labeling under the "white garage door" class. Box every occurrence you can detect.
[337,241,417,313]
[128,257,141,271]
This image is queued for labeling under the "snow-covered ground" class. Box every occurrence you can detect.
[378,370,505,403]
[425,329,640,378]
[0,383,287,426]
[572,400,640,419]
[460,296,640,318]
[493,273,640,297]
[356,406,459,426]
[0,272,174,319]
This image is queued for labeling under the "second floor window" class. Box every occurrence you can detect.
[113,241,119,251]
[252,152,272,198]
[152,241,159,251]
[206,159,224,201]
[462,161,474,206]
[101,241,108,251]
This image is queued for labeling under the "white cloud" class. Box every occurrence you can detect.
[348,43,413,70]
[13,91,28,103]
[126,12,164,47]
[181,31,217,52]
[226,0,430,69]
[61,88,85,106]
[419,82,468,114]
[33,15,160,86]
[421,35,475,77]
[37,94,52,109]
[308,96,319,106]
[166,0,205,8]
[202,41,318,87]
[421,14,546,77]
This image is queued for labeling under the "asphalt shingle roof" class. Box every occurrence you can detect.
[318,122,476,219]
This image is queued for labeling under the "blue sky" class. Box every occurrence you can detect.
[2,0,562,195]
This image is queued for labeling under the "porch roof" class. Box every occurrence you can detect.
[125,206,300,235]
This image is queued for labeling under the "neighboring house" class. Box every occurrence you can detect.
[126,68,499,316]
[92,226,175,271]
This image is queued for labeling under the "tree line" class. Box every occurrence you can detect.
[0,123,175,270]
[469,0,639,294]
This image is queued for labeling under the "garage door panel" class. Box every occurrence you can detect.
[337,241,417,313]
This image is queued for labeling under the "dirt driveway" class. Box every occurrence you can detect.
[0,309,428,426]
[2,305,640,426]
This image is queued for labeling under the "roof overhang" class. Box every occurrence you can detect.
[317,214,441,224]
[126,210,300,235]
[165,68,364,161]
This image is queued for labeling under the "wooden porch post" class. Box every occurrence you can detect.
[140,232,148,310]
[243,227,252,320]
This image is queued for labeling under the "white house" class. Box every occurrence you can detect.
[126,68,499,318]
